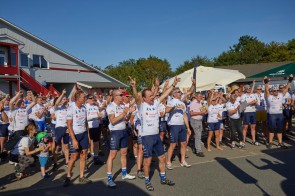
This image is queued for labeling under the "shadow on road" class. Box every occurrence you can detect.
[1,180,150,196]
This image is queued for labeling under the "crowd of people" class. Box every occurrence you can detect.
[0,74,294,191]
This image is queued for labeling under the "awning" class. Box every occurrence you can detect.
[249,62,295,78]
[77,81,126,89]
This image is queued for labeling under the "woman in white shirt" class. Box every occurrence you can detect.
[207,92,223,151]
[10,123,43,180]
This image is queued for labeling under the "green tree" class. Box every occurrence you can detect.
[262,41,291,62]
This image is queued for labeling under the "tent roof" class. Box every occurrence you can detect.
[249,62,295,78]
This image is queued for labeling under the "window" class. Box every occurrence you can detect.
[10,53,16,66]
[21,54,29,67]
[0,51,4,65]
[32,55,48,68]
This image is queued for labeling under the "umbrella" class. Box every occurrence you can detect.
[160,66,246,92]
[249,62,295,78]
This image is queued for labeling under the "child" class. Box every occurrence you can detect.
[36,132,51,178]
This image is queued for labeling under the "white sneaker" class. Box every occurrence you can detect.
[9,161,17,166]
[166,163,173,170]
[180,161,191,168]
[122,174,136,180]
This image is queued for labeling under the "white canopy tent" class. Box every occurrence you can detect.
[160,66,246,92]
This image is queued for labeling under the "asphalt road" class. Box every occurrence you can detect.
[1,140,295,196]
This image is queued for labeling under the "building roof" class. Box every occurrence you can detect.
[218,61,294,82]
[0,17,128,88]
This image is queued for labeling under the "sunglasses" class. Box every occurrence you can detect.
[116,94,123,97]
[175,90,182,94]
[98,96,103,98]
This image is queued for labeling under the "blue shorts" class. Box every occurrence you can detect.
[0,124,9,137]
[39,156,48,167]
[137,135,142,145]
[36,121,47,132]
[208,122,220,131]
[142,134,165,158]
[69,131,89,153]
[55,126,70,146]
[159,121,167,133]
[89,127,101,142]
[269,114,284,133]
[109,129,128,150]
[169,125,187,143]
[243,112,256,125]
[51,124,56,137]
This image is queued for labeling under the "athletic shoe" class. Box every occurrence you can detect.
[15,172,23,180]
[161,178,175,186]
[180,161,191,168]
[267,143,272,149]
[145,182,154,191]
[122,174,136,180]
[52,163,58,171]
[252,141,259,146]
[137,171,145,179]
[64,163,68,168]
[239,143,246,149]
[63,177,71,187]
[108,180,117,188]
[196,152,205,157]
[277,143,288,149]
[9,161,17,166]
[231,143,236,149]
[79,177,92,184]
[166,163,173,170]
[42,173,50,179]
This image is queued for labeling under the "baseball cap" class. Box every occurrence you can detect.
[122,92,131,97]
[272,86,279,91]
[244,85,251,89]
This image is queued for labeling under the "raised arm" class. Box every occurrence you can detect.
[283,74,293,95]
[0,102,8,123]
[264,77,270,98]
[250,80,255,94]
[27,91,36,109]
[9,90,23,111]
[54,89,66,109]
[129,76,141,105]
[159,76,180,102]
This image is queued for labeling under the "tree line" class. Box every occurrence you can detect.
[99,35,295,88]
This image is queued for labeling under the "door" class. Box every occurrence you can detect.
[0,46,8,66]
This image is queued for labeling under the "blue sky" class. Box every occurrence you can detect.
[1,0,294,70]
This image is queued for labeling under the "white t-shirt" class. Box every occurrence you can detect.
[34,104,46,121]
[167,98,186,126]
[55,106,68,128]
[255,93,266,111]
[138,99,161,136]
[13,107,30,131]
[106,102,126,131]
[66,104,87,134]
[241,93,257,113]
[267,94,284,114]
[216,103,225,120]
[97,100,107,119]
[11,136,35,156]
[86,103,100,128]
[207,104,221,123]
[283,92,291,109]
[226,101,240,119]
[158,103,169,121]
[49,107,56,124]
